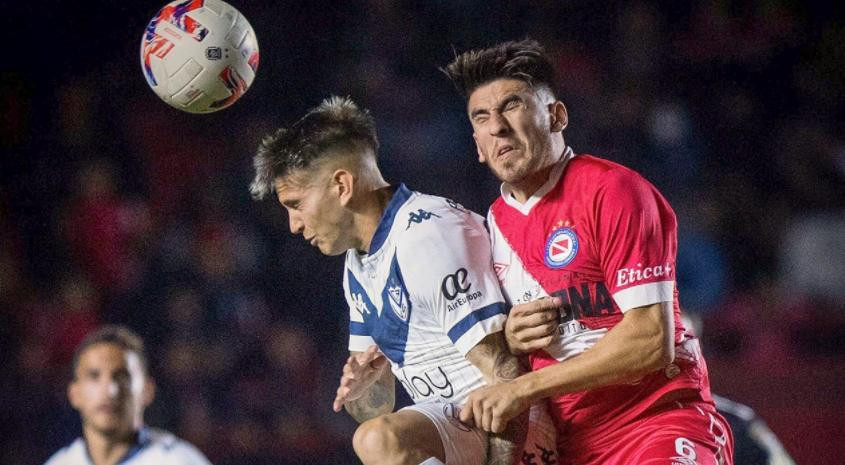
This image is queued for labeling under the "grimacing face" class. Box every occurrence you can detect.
[274,169,353,256]
[68,343,151,438]
[467,78,566,189]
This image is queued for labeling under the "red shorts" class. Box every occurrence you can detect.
[562,401,734,465]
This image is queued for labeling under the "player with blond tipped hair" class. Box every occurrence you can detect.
[251,96,556,465]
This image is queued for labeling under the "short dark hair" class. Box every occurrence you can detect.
[71,325,148,379]
[442,39,556,99]
[250,96,380,200]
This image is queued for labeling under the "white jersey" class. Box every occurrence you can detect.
[44,428,212,465]
[345,184,507,406]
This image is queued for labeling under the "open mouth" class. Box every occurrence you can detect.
[497,145,515,157]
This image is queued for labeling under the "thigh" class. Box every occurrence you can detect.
[606,402,734,465]
[403,403,487,465]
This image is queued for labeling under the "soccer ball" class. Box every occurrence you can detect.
[141,0,259,113]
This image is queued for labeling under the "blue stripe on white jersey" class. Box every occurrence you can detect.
[344,184,507,405]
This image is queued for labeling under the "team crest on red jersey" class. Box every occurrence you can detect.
[545,227,579,269]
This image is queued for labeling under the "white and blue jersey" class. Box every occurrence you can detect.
[44,427,212,465]
[345,184,507,406]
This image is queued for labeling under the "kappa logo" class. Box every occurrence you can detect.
[351,292,371,317]
[387,285,409,321]
[544,227,579,269]
[406,209,441,229]
[446,199,466,212]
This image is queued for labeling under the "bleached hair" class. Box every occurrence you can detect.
[250,96,380,200]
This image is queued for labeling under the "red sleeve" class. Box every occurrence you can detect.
[593,168,677,311]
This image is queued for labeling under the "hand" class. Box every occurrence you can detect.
[505,297,561,355]
[332,345,390,412]
[459,380,530,434]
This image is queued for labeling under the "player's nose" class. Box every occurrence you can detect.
[488,111,510,136]
[288,213,304,235]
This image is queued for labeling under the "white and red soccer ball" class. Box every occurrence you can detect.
[141,0,259,113]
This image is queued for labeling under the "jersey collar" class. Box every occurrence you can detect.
[81,427,151,465]
[368,183,412,254]
[500,146,574,215]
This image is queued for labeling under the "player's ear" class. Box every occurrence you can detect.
[549,101,568,133]
[472,132,487,163]
[332,169,355,207]
[142,376,156,408]
[68,380,81,410]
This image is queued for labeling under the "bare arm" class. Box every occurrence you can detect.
[344,367,395,422]
[519,301,674,399]
[465,332,529,465]
[461,301,674,433]
[334,346,396,423]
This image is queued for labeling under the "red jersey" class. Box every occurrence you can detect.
[488,150,715,453]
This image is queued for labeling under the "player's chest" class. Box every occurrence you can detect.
[494,204,602,283]
[492,206,620,320]
[348,247,413,325]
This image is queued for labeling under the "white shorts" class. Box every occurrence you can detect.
[403,402,558,465]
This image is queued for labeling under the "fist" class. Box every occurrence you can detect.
[505,297,561,355]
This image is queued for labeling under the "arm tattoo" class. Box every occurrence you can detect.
[493,350,521,381]
[345,371,395,423]
[466,333,530,465]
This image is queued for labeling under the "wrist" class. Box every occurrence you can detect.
[514,372,541,404]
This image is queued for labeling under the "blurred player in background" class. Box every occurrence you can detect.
[44,325,212,465]
[442,39,734,464]
[681,314,796,465]
[250,96,556,465]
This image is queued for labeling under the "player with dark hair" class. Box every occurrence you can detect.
[45,325,212,465]
[251,96,556,465]
[442,39,734,464]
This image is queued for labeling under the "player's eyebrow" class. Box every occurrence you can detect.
[497,94,523,111]
[470,94,523,120]
[469,106,490,120]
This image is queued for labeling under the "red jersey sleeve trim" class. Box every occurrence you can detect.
[612,281,674,312]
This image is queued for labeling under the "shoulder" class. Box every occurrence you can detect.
[44,438,85,465]
[146,428,212,464]
[395,191,485,246]
[567,154,649,191]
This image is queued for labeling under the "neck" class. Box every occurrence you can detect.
[507,142,569,203]
[509,163,558,203]
[356,183,394,253]
[83,425,137,465]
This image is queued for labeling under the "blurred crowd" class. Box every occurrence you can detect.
[1,1,843,464]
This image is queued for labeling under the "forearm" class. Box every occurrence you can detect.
[518,302,674,403]
[467,333,528,465]
[345,372,396,423]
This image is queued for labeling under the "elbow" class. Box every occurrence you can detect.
[643,337,674,372]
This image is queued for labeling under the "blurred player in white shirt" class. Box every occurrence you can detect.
[44,325,211,465]
[250,96,555,465]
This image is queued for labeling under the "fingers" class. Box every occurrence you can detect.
[459,400,475,426]
[356,345,385,366]
[490,415,504,434]
[333,383,349,412]
[473,397,484,431]
[511,297,562,317]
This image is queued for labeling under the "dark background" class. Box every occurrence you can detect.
[1,1,843,464]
